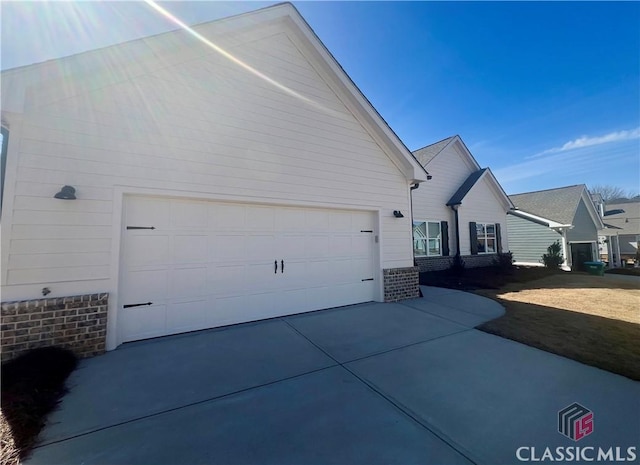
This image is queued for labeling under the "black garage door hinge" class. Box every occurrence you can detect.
[361,278,374,281]
[126,226,156,230]
[123,302,153,308]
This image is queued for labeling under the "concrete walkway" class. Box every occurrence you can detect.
[26,288,639,465]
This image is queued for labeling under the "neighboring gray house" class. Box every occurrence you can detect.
[507,185,604,270]
[600,200,640,266]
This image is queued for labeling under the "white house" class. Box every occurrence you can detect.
[411,136,513,271]
[0,3,429,359]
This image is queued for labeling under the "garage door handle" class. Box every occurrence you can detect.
[275,260,278,273]
[281,260,284,273]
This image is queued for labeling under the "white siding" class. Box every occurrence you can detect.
[412,143,508,257]
[412,143,476,255]
[458,179,509,255]
[1,23,413,301]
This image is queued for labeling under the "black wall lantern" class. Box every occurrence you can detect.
[54,185,76,200]
[393,210,404,218]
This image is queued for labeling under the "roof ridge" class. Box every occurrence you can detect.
[509,184,585,197]
[412,135,456,154]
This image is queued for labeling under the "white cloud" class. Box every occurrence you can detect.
[528,127,640,159]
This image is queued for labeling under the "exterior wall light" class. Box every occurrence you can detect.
[393,210,404,218]
[54,185,76,200]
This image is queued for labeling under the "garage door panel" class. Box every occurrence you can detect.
[171,201,208,229]
[120,304,166,341]
[246,235,277,260]
[246,206,276,231]
[125,235,169,266]
[245,262,278,292]
[174,235,207,264]
[121,197,376,343]
[211,264,246,294]
[329,211,352,232]
[169,267,207,299]
[125,197,170,228]
[306,236,329,258]
[278,235,306,259]
[125,269,168,304]
[210,204,245,231]
[277,208,306,232]
[212,235,245,262]
[166,300,208,333]
[329,235,352,257]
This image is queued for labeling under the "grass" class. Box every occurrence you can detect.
[606,267,640,276]
[421,266,640,381]
[1,347,78,465]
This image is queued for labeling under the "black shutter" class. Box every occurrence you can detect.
[469,222,478,255]
[495,223,502,253]
[441,221,450,256]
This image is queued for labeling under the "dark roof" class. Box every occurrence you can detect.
[509,185,585,224]
[413,136,455,166]
[446,168,487,206]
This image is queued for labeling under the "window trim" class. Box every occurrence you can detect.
[476,222,497,254]
[413,220,442,257]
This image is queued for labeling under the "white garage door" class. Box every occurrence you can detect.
[119,196,377,342]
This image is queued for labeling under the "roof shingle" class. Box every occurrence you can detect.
[412,136,454,167]
[509,185,585,224]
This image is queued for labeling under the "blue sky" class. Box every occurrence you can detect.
[2,1,639,195]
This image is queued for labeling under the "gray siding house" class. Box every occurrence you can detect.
[507,185,604,270]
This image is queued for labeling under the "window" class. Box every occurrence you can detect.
[476,223,496,253]
[413,221,441,256]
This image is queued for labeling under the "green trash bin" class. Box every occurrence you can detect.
[583,261,605,276]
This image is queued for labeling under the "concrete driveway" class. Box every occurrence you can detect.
[27,287,639,465]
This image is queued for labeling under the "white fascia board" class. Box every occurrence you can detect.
[581,189,605,229]
[509,209,572,229]
[484,168,514,210]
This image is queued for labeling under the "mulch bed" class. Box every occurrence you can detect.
[1,347,78,465]
[419,265,560,291]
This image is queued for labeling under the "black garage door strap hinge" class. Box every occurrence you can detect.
[360,230,373,233]
[361,278,374,281]
[123,302,153,308]
[126,226,156,230]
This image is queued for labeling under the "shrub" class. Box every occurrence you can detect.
[542,241,564,269]
[451,254,466,276]
[493,251,514,273]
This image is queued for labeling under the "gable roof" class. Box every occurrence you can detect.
[413,136,455,166]
[445,167,514,210]
[446,168,488,206]
[1,2,428,183]
[510,184,604,229]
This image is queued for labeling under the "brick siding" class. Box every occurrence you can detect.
[383,267,419,302]
[415,254,498,272]
[1,293,108,362]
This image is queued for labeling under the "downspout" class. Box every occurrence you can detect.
[410,182,420,266]
[450,204,461,256]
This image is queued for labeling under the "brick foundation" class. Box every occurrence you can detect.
[415,254,498,272]
[1,293,108,362]
[383,267,419,302]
